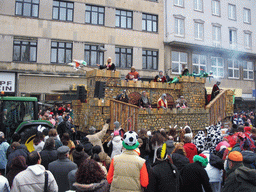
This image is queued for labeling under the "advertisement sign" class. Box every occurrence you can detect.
[0,72,16,95]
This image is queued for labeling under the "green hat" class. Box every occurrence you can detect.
[193,154,208,167]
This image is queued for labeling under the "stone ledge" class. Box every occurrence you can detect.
[86,69,120,78]
[179,76,206,84]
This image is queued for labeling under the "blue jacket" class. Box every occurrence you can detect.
[0,141,10,169]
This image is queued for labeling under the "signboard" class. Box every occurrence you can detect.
[253,89,256,97]
[0,72,16,95]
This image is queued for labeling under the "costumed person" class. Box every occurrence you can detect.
[154,70,167,82]
[147,143,180,192]
[181,68,189,76]
[107,131,149,192]
[211,81,221,101]
[222,151,256,192]
[97,57,116,71]
[116,90,129,103]
[157,94,168,109]
[175,96,187,109]
[139,91,152,109]
[126,66,140,81]
[180,154,213,192]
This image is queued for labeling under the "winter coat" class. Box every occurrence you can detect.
[11,164,58,192]
[40,148,58,170]
[0,175,10,192]
[107,150,149,192]
[6,156,27,187]
[241,150,256,169]
[6,144,28,159]
[222,164,256,192]
[166,140,175,155]
[0,141,10,169]
[183,143,198,163]
[87,124,109,153]
[73,180,110,192]
[171,152,189,172]
[202,150,222,183]
[180,161,212,192]
[7,146,29,170]
[109,136,122,159]
[48,158,77,192]
[147,159,179,192]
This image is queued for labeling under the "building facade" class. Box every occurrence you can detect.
[0,0,164,101]
[164,0,256,111]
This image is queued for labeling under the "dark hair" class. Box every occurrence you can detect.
[237,126,244,133]
[151,132,165,146]
[28,151,40,165]
[48,129,58,137]
[62,133,70,142]
[44,138,55,150]
[0,137,5,144]
[92,145,102,154]
[12,133,21,142]
[244,122,249,126]
[76,159,105,184]
[91,153,100,162]
[184,127,191,134]
[160,131,168,141]
[169,128,177,137]
[139,128,148,138]
[33,132,44,145]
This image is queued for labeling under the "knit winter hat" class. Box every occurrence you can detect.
[114,131,119,136]
[228,151,243,162]
[122,131,139,150]
[193,154,208,167]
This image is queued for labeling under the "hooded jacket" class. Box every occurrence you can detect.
[11,164,58,192]
[183,143,198,163]
[165,140,175,155]
[222,164,256,192]
[172,152,189,172]
[241,150,256,169]
[110,136,122,159]
[73,179,110,192]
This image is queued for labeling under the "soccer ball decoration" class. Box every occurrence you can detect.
[123,131,138,146]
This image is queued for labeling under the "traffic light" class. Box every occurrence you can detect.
[77,86,87,102]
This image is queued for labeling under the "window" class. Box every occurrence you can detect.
[142,13,158,32]
[85,5,104,25]
[243,61,253,80]
[52,0,73,21]
[212,25,221,47]
[244,32,252,49]
[229,29,237,47]
[172,51,187,74]
[51,41,72,63]
[13,40,37,62]
[194,0,203,11]
[243,8,251,24]
[194,22,204,40]
[115,10,132,29]
[212,0,220,16]
[175,18,185,36]
[115,47,132,68]
[15,0,39,17]
[142,49,158,70]
[84,45,104,66]
[211,57,224,77]
[228,59,239,79]
[192,54,206,74]
[174,0,184,7]
[228,4,236,20]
